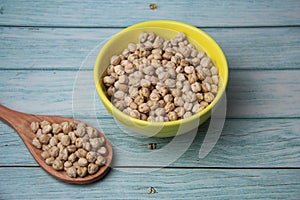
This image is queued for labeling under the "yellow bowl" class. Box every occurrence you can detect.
[94,20,228,137]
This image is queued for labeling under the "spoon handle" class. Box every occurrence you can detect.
[0,104,36,144]
[0,104,31,131]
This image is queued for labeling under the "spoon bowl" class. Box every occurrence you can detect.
[0,104,113,184]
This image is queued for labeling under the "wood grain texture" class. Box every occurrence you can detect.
[0,70,299,118]
[1,118,299,167]
[0,27,299,70]
[0,0,299,27]
[0,167,299,199]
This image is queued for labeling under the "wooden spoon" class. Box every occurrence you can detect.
[0,104,113,184]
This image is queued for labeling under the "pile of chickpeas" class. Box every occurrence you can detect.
[31,120,107,178]
[103,32,219,122]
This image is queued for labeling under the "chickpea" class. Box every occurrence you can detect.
[78,157,88,167]
[41,151,51,159]
[191,82,201,93]
[138,103,150,114]
[210,66,218,75]
[61,135,71,146]
[201,82,211,92]
[129,109,140,119]
[40,120,50,128]
[42,124,52,134]
[155,107,166,117]
[64,161,72,169]
[174,96,184,107]
[187,73,198,84]
[77,167,88,178]
[202,67,212,77]
[139,87,150,98]
[184,102,193,111]
[52,159,63,171]
[86,127,98,139]
[75,138,83,148]
[171,88,182,97]
[76,148,87,158]
[95,155,106,166]
[59,148,68,161]
[86,151,97,163]
[139,32,148,43]
[103,76,116,86]
[211,84,218,94]
[49,146,60,158]
[212,75,219,85]
[197,51,206,59]
[183,111,193,119]
[204,92,215,103]
[155,116,165,122]
[110,55,121,65]
[88,163,99,175]
[196,93,204,102]
[90,138,105,150]
[67,145,77,153]
[128,43,137,52]
[192,103,202,114]
[163,52,173,60]
[68,153,77,163]
[164,79,176,88]
[82,142,92,152]
[164,102,175,113]
[163,94,173,103]
[45,157,55,165]
[68,131,77,144]
[107,86,116,97]
[167,111,178,121]
[150,91,161,101]
[66,166,77,178]
[61,122,72,134]
[39,134,50,144]
[32,137,42,149]
[98,146,108,156]
[200,56,211,67]
[114,90,126,99]
[30,121,39,133]
[175,107,185,117]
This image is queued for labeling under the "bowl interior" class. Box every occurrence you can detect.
[94,20,228,137]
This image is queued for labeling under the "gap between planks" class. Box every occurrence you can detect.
[1,166,300,170]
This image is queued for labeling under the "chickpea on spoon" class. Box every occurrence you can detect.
[0,104,113,184]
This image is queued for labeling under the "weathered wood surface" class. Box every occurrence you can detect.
[1,0,300,199]
[0,0,299,27]
[0,168,299,200]
[1,118,299,167]
[0,27,299,70]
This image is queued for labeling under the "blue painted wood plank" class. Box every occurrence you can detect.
[0,70,299,118]
[0,27,299,70]
[1,118,299,167]
[0,0,299,27]
[0,167,299,199]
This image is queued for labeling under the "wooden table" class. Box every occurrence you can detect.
[1,1,300,199]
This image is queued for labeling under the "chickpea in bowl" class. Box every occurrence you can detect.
[94,20,228,137]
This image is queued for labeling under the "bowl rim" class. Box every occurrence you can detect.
[94,20,228,128]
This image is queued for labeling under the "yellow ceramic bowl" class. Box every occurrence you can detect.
[94,20,228,137]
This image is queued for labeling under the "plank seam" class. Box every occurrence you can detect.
[0,25,299,29]
[1,166,300,170]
